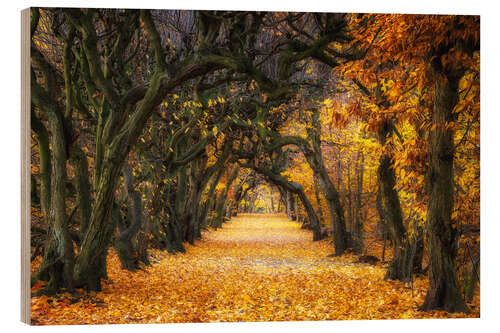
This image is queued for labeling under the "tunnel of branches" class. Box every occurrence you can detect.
[30,8,479,314]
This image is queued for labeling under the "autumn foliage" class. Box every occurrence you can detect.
[31,215,479,324]
[29,8,479,325]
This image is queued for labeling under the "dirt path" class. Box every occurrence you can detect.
[31,214,478,325]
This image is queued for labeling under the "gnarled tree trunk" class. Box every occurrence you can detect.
[115,161,149,271]
[35,109,75,293]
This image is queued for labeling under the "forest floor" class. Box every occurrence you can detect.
[30,214,480,325]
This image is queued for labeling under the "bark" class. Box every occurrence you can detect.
[162,166,189,252]
[198,147,232,231]
[353,150,364,253]
[465,252,479,303]
[302,143,348,254]
[201,166,225,228]
[230,173,248,217]
[419,70,469,313]
[185,164,203,244]
[184,152,217,243]
[286,190,295,220]
[277,194,282,213]
[154,177,186,254]
[31,174,40,206]
[213,166,239,228]
[303,109,350,254]
[31,109,51,226]
[73,150,125,290]
[313,175,324,223]
[115,161,148,271]
[36,109,75,293]
[30,69,75,292]
[410,219,424,274]
[377,121,413,281]
[69,146,91,238]
[378,149,411,281]
[346,166,353,233]
[375,187,386,239]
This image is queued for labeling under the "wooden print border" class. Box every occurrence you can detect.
[21,7,31,325]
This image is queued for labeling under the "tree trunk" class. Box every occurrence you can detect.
[378,150,411,281]
[115,161,148,271]
[293,194,299,222]
[201,166,225,227]
[295,187,322,240]
[465,253,479,303]
[313,175,324,223]
[302,145,349,254]
[31,110,51,227]
[353,150,364,253]
[69,146,92,238]
[303,110,349,254]
[214,166,239,228]
[410,218,424,274]
[419,71,469,313]
[346,165,353,233]
[377,121,413,281]
[73,154,124,290]
[186,169,202,244]
[286,190,294,220]
[35,110,75,293]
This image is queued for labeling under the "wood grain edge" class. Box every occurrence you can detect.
[21,7,31,326]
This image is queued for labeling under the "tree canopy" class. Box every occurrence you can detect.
[29,8,479,321]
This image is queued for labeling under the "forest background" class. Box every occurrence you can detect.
[2,0,499,332]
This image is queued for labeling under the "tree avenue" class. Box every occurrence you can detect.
[29,8,479,318]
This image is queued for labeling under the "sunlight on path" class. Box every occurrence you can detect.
[31,214,478,324]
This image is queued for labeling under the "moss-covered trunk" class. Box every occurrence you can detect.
[69,146,92,238]
[35,110,75,293]
[74,153,124,290]
[31,109,51,227]
[115,161,148,271]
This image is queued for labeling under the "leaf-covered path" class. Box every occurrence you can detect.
[31,214,479,324]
